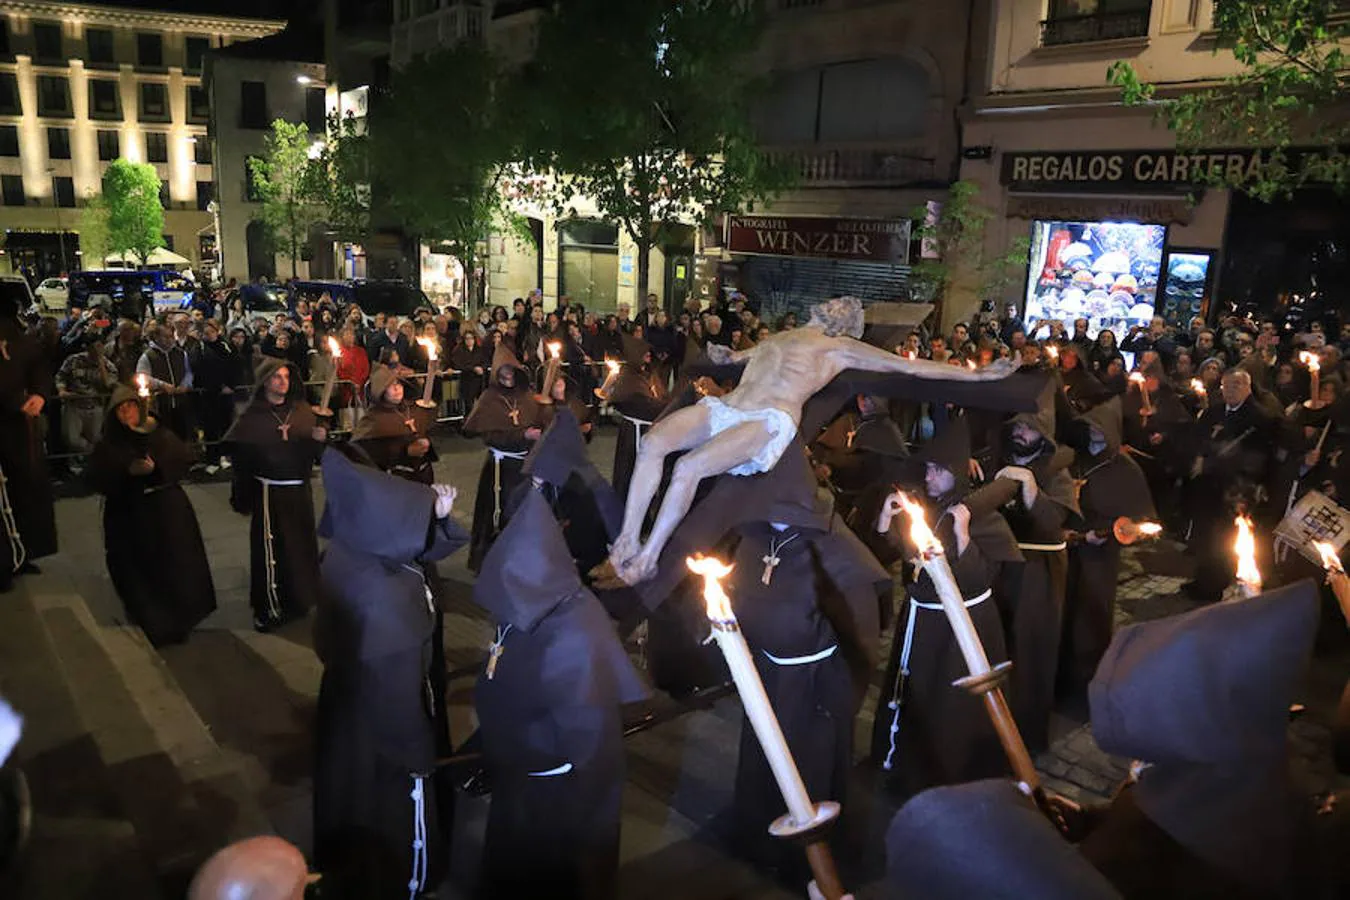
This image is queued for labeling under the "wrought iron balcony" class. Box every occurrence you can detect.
[1040,8,1151,46]
[763,143,937,187]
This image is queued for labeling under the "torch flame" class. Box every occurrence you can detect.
[966,359,977,370]
[326,336,342,358]
[416,337,438,361]
[1190,378,1205,396]
[1128,371,1145,386]
[547,341,562,360]
[1045,344,1059,360]
[135,373,150,398]
[687,555,736,623]
[1314,541,1343,574]
[605,358,621,375]
[1233,515,1261,589]
[897,492,942,557]
[1299,350,1321,373]
[1137,522,1163,537]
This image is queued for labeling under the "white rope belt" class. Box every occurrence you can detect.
[407,775,428,899]
[762,644,837,666]
[255,477,304,487]
[883,587,992,771]
[255,476,302,620]
[1017,541,1067,552]
[489,448,528,529]
[620,413,653,454]
[0,461,26,574]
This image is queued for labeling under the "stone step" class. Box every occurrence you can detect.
[17,574,273,890]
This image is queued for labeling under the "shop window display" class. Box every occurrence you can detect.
[1158,250,1212,327]
[1024,219,1165,340]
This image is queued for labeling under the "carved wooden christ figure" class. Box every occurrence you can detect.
[604,297,1016,585]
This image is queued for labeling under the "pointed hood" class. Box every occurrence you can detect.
[621,331,651,367]
[318,448,436,563]
[250,356,302,404]
[490,341,525,387]
[1068,396,1124,457]
[523,407,589,488]
[886,780,1121,900]
[1090,578,1318,764]
[367,364,400,405]
[1008,377,1058,448]
[474,488,587,632]
[913,416,972,501]
[107,383,140,413]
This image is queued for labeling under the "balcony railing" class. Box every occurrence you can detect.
[765,143,936,187]
[1040,8,1150,46]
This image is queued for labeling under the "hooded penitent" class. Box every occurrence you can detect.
[0,302,57,586]
[352,364,438,484]
[1082,580,1319,896]
[312,448,468,898]
[886,780,1122,900]
[473,488,648,899]
[86,381,216,647]
[868,415,1020,794]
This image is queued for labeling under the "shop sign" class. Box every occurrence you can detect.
[1000,146,1342,193]
[1007,194,1195,225]
[725,215,910,264]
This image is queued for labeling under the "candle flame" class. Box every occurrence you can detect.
[1233,515,1262,589]
[135,373,150,398]
[903,350,917,360]
[1137,521,1163,537]
[966,359,977,370]
[1045,344,1059,359]
[416,337,438,361]
[605,358,621,375]
[547,341,561,360]
[897,491,942,557]
[1314,541,1343,574]
[687,555,736,623]
[327,336,342,358]
[1128,371,1145,386]
[1299,350,1321,373]
[1190,378,1205,396]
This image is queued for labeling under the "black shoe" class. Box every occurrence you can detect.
[253,615,282,634]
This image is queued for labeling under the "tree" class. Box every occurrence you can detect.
[522,0,791,304]
[102,159,164,267]
[313,111,371,245]
[908,180,1030,324]
[1108,0,1350,200]
[77,192,112,266]
[248,119,327,280]
[370,43,528,309]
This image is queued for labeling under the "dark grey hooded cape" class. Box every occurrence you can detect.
[1081,579,1319,898]
[473,488,649,900]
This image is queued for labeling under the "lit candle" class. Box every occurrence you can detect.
[1300,350,1321,408]
[1128,371,1152,414]
[1044,344,1059,364]
[136,372,151,422]
[1233,515,1262,599]
[966,359,977,371]
[595,358,622,400]
[541,341,563,403]
[1313,541,1350,627]
[415,337,438,408]
[1111,517,1163,545]
[318,336,342,415]
[686,556,848,899]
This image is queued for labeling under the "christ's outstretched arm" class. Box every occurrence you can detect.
[835,339,1016,381]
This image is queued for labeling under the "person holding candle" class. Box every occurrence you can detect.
[463,342,543,573]
[538,370,595,439]
[86,384,216,646]
[719,444,890,879]
[351,365,438,485]
[598,341,670,502]
[312,448,467,900]
[1118,360,1188,532]
[472,485,648,900]
[1058,398,1156,716]
[222,358,327,632]
[868,417,1021,795]
[810,393,909,527]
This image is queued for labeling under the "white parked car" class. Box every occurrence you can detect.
[35,277,68,311]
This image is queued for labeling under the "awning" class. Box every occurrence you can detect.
[103,247,192,267]
[1006,193,1195,225]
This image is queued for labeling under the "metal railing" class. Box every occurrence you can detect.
[763,143,937,187]
[1040,8,1151,46]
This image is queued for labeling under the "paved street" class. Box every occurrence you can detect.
[3,421,1346,899]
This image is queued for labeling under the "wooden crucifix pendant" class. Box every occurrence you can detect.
[277,422,291,441]
[404,418,418,432]
[760,553,781,586]
[485,642,504,680]
[508,409,520,426]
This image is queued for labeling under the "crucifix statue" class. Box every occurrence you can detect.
[600,297,1016,586]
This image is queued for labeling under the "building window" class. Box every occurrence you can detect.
[86,28,115,64]
[195,180,213,210]
[33,22,63,63]
[97,129,119,161]
[1042,0,1152,46]
[188,85,209,121]
[1,175,24,206]
[185,36,210,73]
[139,82,168,120]
[89,79,121,118]
[137,32,163,67]
[193,137,212,165]
[52,176,75,208]
[37,75,72,117]
[145,132,168,163]
[161,233,174,252]
[0,125,17,156]
[240,81,268,128]
[0,73,17,115]
[559,220,620,311]
[47,127,70,160]
[305,86,326,132]
[244,156,264,201]
[158,181,170,209]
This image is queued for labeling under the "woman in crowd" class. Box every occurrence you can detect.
[451,328,488,414]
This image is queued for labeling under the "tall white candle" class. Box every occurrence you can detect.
[319,336,342,413]
[1233,514,1262,599]
[416,337,439,407]
[687,555,815,826]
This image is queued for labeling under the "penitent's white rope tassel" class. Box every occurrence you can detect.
[882,602,920,771]
[407,775,428,899]
[0,462,27,573]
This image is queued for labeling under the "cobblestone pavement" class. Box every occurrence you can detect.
[4,422,1347,899]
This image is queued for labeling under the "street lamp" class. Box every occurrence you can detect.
[296,74,313,85]
[46,166,68,275]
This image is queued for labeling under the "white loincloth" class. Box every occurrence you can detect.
[698,396,798,476]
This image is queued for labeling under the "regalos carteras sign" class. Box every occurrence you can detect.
[1000,147,1341,193]
[724,215,911,264]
